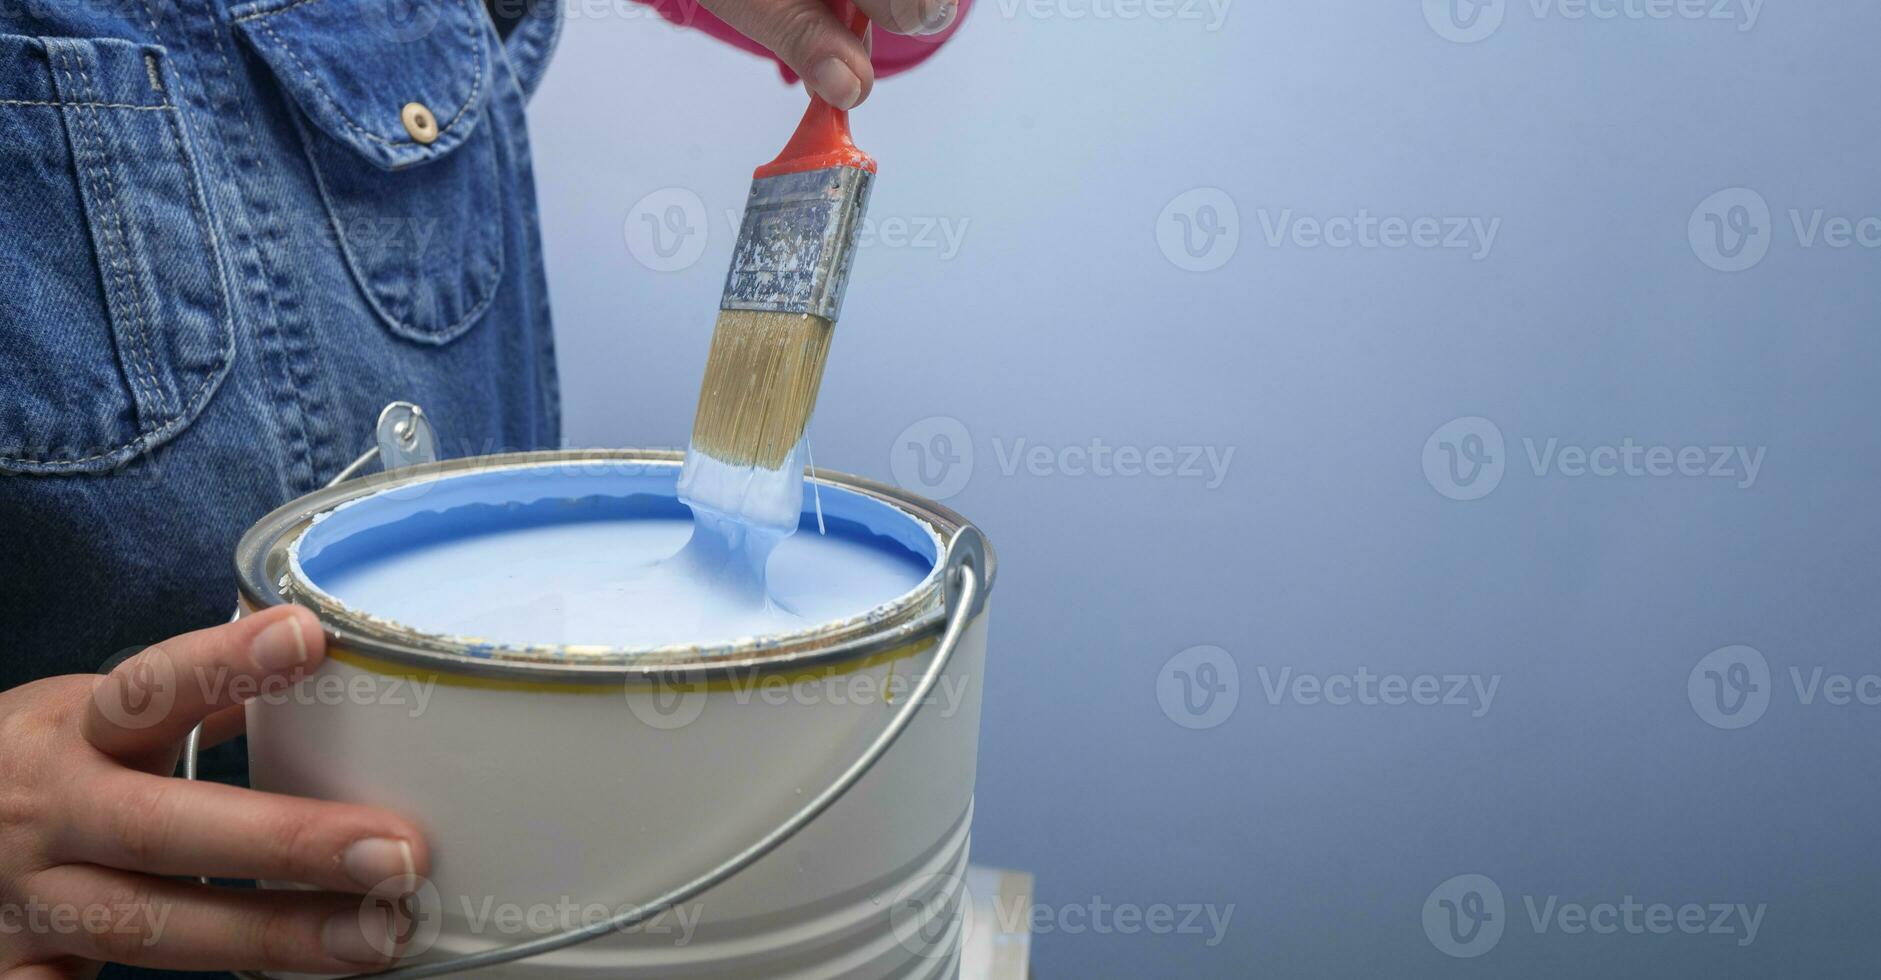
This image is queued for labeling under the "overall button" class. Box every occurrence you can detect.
[401,102,439,144]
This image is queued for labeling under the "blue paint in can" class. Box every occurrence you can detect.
[293,462,937,652]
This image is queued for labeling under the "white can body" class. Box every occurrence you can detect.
[237,453,992,978]
[248,622,988,978]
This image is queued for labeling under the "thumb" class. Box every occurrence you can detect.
[697,0,875,108]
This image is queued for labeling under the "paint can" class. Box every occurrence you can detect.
[230,432,994,978]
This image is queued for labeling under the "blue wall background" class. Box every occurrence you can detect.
[526,2,1881,975]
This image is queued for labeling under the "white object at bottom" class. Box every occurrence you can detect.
[248,616,991,978]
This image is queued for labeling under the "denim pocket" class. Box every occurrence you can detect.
[0,36,235,475]
[232,0,504,345]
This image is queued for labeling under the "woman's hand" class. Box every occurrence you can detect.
[0,605,431,978]
[695,0,959,109]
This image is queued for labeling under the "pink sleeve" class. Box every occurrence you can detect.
[639,2,969,83]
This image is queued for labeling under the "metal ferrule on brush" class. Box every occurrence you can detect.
[720,165,874,321]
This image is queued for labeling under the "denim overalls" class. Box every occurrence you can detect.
[0,0,564,712]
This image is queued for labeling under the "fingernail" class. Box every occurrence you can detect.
[344,837,416,893]
[916,0,957,34]
[250,615,308,672]
[809,58,862,110]
[323,905,396,966]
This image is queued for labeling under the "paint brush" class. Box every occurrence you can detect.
[680,0,875,530]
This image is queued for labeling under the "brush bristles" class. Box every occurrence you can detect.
[689,308,834,470]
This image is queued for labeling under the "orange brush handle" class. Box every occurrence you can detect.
[753,0,876,178]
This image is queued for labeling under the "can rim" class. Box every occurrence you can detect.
[233,449,995,683]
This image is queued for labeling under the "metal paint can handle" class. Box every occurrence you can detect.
[183,403,987,978]
[325,401,440,484]
[184,402,442,782]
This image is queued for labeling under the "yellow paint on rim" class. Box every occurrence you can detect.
[326,639,939,695]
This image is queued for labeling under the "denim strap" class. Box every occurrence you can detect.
[499,0,563,100]
[44,37,176,431]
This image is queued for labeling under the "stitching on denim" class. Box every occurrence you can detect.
[246,0,485,152]
[229,0,327,24]
[140,2,235,433]
[134,30,235,379]
[74,56,168,419]
[9,48,168,467]
[48,48,151,431]
[159,69,236,402]
[3,42,235,466]
[50,51,127,426]
[254,5,485,143]
[194,0,324,491]
[55,46,164,423]
[78,54,174,421]
[0,347,230,466]
[495,2,538,98]
[509,0,563,100]
[489,0,554,102]
[0,99,173,110]
[287,101,503,342]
